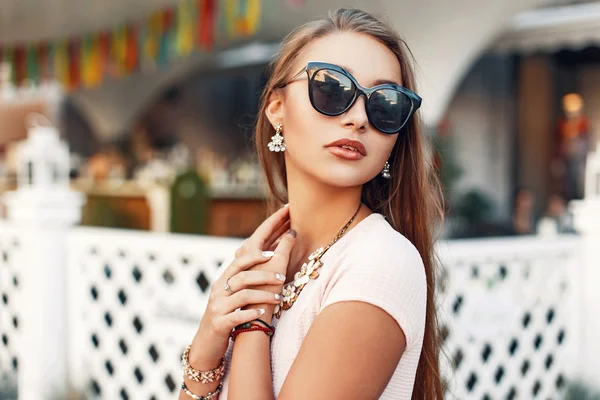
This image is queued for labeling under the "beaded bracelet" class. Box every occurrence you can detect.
[181,380,223,400]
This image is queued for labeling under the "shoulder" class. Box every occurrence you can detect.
[322,214,428,347]
[346,214,426,284]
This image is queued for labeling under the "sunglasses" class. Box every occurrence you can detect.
[281,61,422,134]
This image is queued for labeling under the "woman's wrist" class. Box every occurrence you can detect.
[243,304,275,325]
[188,346,223,371]
[189,331,228,370]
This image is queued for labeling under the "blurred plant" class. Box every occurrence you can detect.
[453,189,495,226]
[81,197,137,229]
[170,169,209,234]
[566,381,600,400]
[0,373,17,400]
[431,133,463,210]
[0,373,86,399]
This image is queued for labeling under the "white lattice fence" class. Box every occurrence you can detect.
[0,223,28,390]
[67,227,242,399]
[438,236,581,400]
[66,228,584,399]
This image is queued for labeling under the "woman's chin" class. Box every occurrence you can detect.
[315,168,377,188]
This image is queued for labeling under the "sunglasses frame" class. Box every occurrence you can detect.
[285,61,422,134]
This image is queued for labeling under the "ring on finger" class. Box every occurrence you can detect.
[224,277,235,294]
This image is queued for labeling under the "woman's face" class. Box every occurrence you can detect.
[267,32,402,188]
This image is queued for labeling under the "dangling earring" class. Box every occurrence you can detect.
[381,160,391,179]
[268,122,286,152]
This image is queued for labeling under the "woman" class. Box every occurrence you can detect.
[179,8,443,400]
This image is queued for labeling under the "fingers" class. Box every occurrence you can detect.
[234,240,247,258]
[226,270,286,293]
[273,230,296,263]
[263,219,291,251]
[212,308,266,334]
[230,308,267,326]
[266,237,282,252]
[222,289,281,314]
[220,252,274,284]
[205,285,281,338]
[208,288,279,335]
[245,205,290,251]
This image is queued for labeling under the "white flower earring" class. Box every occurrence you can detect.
[381,160,391,179]
[268,122,286,152]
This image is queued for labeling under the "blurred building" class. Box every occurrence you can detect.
[2,0,598,238]
[441,1,600,237]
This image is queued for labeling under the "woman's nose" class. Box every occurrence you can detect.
[339,95,368,132]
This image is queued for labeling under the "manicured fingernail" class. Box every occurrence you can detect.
[276,273,286,281]
[257,308,265,316]
[274,294,282,300]
[261,251,275,258]
[288,229,296,237]
[283,203,289,208]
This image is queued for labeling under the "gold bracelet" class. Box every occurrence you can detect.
[181,381,223,399]
[182,345,226,384]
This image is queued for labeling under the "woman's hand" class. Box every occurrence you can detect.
[235,207,296,324]
[188,206,293,367]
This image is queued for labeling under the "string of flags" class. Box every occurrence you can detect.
[0,0,263,91]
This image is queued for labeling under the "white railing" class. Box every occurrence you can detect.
[66,228,241,399]
[437,236,581,399]
[0,223,28,393]
[0,219,589,399]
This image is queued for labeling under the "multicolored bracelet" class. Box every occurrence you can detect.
[253,318,275,330]
[230,321,275,341]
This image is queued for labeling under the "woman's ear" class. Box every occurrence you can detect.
[265,91,284,126]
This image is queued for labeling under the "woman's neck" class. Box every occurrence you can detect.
[284,165,370,275]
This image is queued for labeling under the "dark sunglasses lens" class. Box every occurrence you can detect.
[369,89,413,133]
[310,69,355,115]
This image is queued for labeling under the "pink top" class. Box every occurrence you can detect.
[219,213,427,399]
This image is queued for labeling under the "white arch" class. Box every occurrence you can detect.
[379,0,549,125]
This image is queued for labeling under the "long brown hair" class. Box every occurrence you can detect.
[255,8,445,399]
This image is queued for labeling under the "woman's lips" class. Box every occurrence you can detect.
[324,138,367,160]
[326,146,365,160]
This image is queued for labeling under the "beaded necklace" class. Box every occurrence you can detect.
[273,203,362,319]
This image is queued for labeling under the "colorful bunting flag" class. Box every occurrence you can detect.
[0,0,262,91]
[158,8,175,66]
[53,39,69,88]
[143,11,162,68]
[37,42,51,83]
[222,0,262,38]
[81,35,93,87]
[176,0,195,56]
[68,39,81,89]
[198,0,216,49]
[125,25,139,73]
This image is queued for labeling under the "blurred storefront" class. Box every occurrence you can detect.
[1,0,563,237]
[0,0,272,237]
[441,1,600,238]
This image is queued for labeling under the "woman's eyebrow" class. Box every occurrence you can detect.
[339,64,401,86]
[373,78,401,86]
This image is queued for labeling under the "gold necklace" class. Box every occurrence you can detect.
[273,203,362,319]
